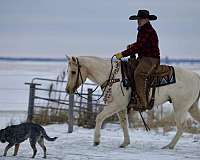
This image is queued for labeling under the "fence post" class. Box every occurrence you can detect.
[68,94,74,133]
[25,83,41,122]
[87,88,93,128]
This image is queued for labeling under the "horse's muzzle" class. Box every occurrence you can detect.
[65,86,74,94]
[65,86,70,94]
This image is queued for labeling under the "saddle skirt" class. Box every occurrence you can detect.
[149,65,176,87]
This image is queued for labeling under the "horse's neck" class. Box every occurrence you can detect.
[79,57,111,85]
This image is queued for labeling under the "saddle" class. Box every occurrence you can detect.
[121,58,176,112]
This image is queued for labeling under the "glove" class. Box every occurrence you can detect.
[115,53,123,59]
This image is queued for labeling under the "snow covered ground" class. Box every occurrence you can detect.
[0,61,200,159]
[0,123,200,160]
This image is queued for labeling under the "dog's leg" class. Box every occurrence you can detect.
[4,143,14,156]
[29,138,37,158]
[13,144,20,156]
[38,137,47,158]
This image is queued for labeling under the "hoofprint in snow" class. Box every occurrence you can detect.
[0,123,200,160]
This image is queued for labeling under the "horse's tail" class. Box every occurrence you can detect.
[188,73,200,122]
[197,73,200,100]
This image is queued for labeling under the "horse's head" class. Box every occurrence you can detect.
[66,56,87,94]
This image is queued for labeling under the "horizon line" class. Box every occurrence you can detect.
[0,56,200,63]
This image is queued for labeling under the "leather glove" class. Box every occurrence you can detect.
[115,53,123,59]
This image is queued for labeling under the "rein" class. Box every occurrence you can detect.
[74,56,118,101]
[74,58,100,100]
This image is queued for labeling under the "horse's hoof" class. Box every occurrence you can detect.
[94,142,100,146]
[119,142,130,148]
[119,145,126,148]
[162,145,174,149]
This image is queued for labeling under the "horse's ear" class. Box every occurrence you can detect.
[65,55,70,62]
[71,56,77,64]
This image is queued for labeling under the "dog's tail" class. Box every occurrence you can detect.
[41,127,57,141]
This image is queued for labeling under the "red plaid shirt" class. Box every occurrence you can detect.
[121,22,160,59]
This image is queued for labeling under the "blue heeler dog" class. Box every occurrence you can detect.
[0,122,57,158]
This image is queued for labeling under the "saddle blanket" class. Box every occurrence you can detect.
[149,65,176,87]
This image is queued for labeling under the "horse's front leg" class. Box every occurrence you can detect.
[117,109,130,148]
[94,104,122,146]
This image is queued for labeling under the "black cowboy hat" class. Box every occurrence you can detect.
[129,10,157,21]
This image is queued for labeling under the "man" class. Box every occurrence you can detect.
[115,10,160,110]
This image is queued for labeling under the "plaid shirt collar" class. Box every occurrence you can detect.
[137,22,151,31]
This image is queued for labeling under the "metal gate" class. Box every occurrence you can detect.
[25,77,104,133]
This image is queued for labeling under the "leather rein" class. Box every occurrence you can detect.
[73,56,120,101]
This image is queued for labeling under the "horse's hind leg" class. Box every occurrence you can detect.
[189,99,200,123]
[162,127,183,149]
[162,102,190,149]
[117,109,130,148]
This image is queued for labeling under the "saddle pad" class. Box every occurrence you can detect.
[150,65,176,87]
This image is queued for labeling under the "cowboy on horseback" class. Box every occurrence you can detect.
[114,10,160,111]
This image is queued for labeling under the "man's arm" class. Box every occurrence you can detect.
[121,31,149,57]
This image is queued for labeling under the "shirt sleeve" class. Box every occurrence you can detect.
[121,30,150,57]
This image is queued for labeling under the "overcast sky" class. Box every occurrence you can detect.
[0,0,200,58]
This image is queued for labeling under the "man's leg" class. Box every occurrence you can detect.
[134,57,159,110]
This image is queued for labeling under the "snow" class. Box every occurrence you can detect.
[0,123,200,160]
[0,61,200,159]
[0,61,66,111]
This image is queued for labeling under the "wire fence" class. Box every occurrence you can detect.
[25,77,105,133]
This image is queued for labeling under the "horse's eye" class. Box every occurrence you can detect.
[71,71,76,75]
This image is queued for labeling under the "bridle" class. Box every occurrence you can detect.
[72,57,101,101]
[71,56,117,101]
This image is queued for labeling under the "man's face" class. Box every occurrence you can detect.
[137,18,149,27]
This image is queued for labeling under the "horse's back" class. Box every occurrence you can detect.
[174,66,200,84]
[170,66,200,101]
[154,66,200,105]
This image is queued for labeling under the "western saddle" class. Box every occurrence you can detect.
[121,57,176,113]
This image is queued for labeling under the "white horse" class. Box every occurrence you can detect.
[66,56,200,149]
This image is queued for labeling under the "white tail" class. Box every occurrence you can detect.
[188,73,200,123]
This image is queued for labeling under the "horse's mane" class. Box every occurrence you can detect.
[78,56,110,64]
[78,56,110,60]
